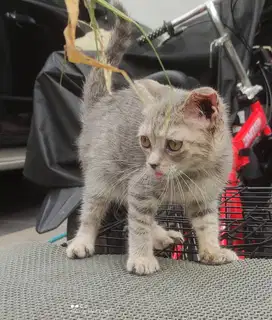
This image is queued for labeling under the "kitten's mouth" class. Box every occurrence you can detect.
[155,171,163,179]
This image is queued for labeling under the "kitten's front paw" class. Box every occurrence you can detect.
[127,255,160,275]
[200,248,238,265]
[66,236,94,259]
[153,229,184,250]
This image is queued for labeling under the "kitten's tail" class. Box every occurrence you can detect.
[105,2,132,67]
[83,1,132,107]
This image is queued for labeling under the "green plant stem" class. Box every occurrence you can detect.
[95,0,172,87]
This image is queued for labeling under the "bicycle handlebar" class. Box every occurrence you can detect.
[137,21,175,46]
[137,0,255,93]
[137,0,218,45]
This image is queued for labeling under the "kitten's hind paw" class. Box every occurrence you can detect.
[66,236,94,259]
[153,226,184,251]
[127,256,160,275]
[167,230,184,244]
[200,248,239,265]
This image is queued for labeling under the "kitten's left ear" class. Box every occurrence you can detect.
[183,87,220,124]
[135,79,169,115]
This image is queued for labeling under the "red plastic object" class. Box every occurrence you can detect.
[172,99,272,261]
[220,100,272,259]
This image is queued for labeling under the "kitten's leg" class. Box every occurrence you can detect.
[152,222,184,250]
[66,197,108,259]
[189,201,238,264]
[126,190,159,275]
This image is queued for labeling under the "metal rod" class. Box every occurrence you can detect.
[205,1,252,88]
[171,3,207,28]
[170,0,222,28]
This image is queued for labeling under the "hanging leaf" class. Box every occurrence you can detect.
[64,0,128,83]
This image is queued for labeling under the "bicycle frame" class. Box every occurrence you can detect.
[171,0,272,260]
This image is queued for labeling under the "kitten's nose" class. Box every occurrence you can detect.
[149,163,158,170]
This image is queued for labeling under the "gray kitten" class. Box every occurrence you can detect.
[67,2,238,274]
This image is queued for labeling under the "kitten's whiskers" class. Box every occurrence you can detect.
[179,172,203,212]
[180,170,207,211]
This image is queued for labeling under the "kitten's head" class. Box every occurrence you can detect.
[136,80,230,180]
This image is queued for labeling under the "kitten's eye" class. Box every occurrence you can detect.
[140,136,151,149]
[167,140,183,152]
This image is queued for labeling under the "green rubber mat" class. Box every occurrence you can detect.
[0,243,272,319]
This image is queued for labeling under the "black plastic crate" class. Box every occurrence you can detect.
[93,186,272,260]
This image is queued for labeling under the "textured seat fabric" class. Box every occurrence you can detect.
[0,243,272,320]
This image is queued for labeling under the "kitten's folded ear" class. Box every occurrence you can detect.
[134,79,169,114]
[183,87,221,124]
